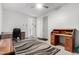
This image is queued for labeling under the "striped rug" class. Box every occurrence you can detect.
[14,39,60,55]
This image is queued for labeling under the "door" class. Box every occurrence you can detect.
[27,17,37,38]
[43,16,48,39]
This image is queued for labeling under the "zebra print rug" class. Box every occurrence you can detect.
[14,39,60,55]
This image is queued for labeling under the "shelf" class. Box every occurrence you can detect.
[52,32,73,37]
[55,34,72,37]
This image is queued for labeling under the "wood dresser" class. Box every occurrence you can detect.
[0,38,15,55]
[51,29,75,52]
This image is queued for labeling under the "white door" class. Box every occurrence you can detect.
[27,17,37,38]
[43,16,48,39]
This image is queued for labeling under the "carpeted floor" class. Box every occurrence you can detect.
[14,39,60,55]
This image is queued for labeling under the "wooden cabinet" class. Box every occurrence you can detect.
[65,37,73,52]
[51,29,75,52]
[51,33,55,45]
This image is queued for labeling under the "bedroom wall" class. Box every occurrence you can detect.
[0,4,2,34]
[2,9,36,38]
[47,3,79,47]
[2,6,40,38]
[2,9,28,32]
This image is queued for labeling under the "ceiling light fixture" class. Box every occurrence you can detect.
[36,3,44,9]
[31,3,48,10]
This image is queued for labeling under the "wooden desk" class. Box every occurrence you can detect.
[0,38,15,55]
[51,29,75,52]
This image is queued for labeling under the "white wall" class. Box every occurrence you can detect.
[2,9,28,32]
[47,4,79,46]
[2,9,37,38]
[0,4,2,34]
[2,8,41,39]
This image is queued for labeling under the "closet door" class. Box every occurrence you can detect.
[43,16,48,39]
[31,18,37,37]
[27,17,37,38]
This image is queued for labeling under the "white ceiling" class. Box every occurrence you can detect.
[2,3,66,17]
